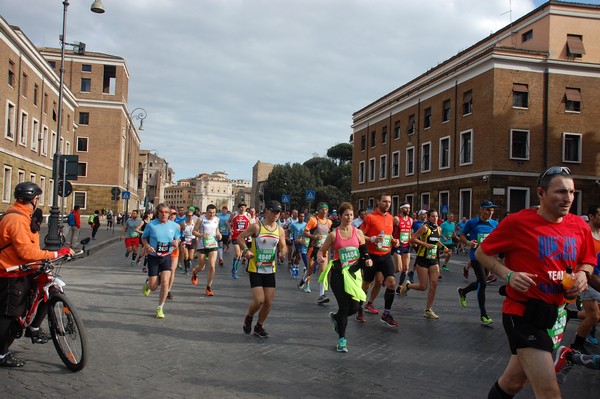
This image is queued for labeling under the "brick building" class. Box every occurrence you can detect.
[351,1,600,219]
[251,161,274,212]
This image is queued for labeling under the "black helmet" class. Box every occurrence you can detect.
[14,182,42,202]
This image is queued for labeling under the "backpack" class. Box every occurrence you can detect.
[88,215,94,225]
[67,212,76,226]
[0,209,20,253]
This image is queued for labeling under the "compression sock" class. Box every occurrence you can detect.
[218,246,223,261]
[487,381,514,399]
[399,271,406,285]
[384,288,395,310]
[132,253,137,261]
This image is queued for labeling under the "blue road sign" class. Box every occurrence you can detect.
[305,190,315,201]
[441,205,449,214]
[281,194,291,204]
[122,191,131,200]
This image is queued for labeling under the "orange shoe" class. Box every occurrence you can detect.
[191,271,198,286]
[206,287,214,296]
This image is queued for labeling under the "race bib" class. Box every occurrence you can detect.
[315,234,326,247]
[129,231,139,238]
[203,236,218,249]
[425,246,437,260]
[156,241,171,257]
[400,232,410,244]
[256,248,276,273]
[477,233,489,244]
[339,246,360,268]
[219,225,228,233]
[184,235,193,245]
[548,304,567,350]
[303,237,311,247]
[379,235,392,252]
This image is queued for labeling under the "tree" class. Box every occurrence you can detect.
[326,143,352,165]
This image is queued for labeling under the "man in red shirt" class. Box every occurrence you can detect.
[476,167,595,398]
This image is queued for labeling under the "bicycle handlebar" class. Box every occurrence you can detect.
[5,250,84,273]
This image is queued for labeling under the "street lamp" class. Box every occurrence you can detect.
[45,0,105,250]
[125,108,147,220]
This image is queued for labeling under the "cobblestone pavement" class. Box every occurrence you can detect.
[3,239,599,398]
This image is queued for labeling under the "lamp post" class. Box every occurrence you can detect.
[125,108,147,220]
[45,0,105,250]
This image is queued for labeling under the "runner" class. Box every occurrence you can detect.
[173,207,187,270]
[217,205,231,267]
[190,204,221,296]
[394,202,413,295]
[300,202,332,303]
[229,203,251,279]
[288,211,307,278]
[238,201,287,338]
[122,210,143,267]
[166,207,182,300]
[180,210,197,275]
[352,208,367,229]
[439,213,456,272]
[407,209,428,283]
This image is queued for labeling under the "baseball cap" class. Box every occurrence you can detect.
[266,200,282,212]
[417,210,427,216]
[480,200,498,209]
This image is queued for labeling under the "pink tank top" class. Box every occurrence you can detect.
[333,227,360,260]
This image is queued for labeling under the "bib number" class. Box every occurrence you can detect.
[400,232,410,245]
[477,233,489,244]
[425,246,437,259]
[378,235,392,252]
[548,304,567,350]
[203,236,218,249]
[339,246,360,268]
[256,248,276,273]
[315,235,326,247]
[156,241,171,257]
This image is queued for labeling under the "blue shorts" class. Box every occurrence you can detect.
[394,246,411,255]
[147,255,172,277]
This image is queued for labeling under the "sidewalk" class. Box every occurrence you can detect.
[38,219,121,255]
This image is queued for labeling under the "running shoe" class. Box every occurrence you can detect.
[424,309,440,319]
[355,309,365,323]
[442,265,450,271]
[206,287,214,296]
[298,278,306,290]
[191,271,198,286]
[303,284,311,293]
[336,337,348,353]
[0,352,25,368]
[457,287,467,307]
[232,273,239,279]
[554,345,574,384]
[400,280,411,297]
[143,280,151,297]
[463,266,469,280]
[317,295,330,304]
[486,273,497,283]
[177,263,183,270]
[480,315,493,325]
[167,291,174,300]
[380,313,400,327]
[142,266,148,273]
[243,315,253,334]
[130,260,136,267]
[395,285,402,295]
[156,307,165,319]
[253,324,269,338]
[329,312,338,333]
[364,302,379,314]
[586,334,599,345]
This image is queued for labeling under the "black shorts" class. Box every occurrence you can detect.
[394,246,411,255]
[0,275,35,317]
[220,235,230,245]
[147,255,172,277]
[310,247,321,260]
[197,247,218,255]
[363,253,395,282]
[415,256,438,268]
[502,313,554,354]
[184,239,197,250]
[249,272,276,288]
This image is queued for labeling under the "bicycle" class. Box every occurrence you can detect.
[7,252,88,372]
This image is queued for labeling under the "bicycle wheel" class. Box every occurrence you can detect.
[47,292,88,372]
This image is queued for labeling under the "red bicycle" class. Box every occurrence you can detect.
[7,252,88,372]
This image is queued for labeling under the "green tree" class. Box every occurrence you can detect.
[326,143,353,165]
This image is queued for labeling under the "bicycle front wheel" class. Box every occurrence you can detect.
[48,292,88,372]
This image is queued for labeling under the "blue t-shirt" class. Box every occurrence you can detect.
[440,221,455,245]
[218,212,231,235]
[142,219,181,256]
[289,221,307,241]
[456,221,466,235]
[461,217,498,260]
[412,220,425,233]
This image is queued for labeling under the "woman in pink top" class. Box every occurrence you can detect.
[318,202,372,353]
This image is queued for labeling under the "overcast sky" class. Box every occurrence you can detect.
[2,0,599,181]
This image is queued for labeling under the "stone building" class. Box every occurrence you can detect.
[251,161,274,212]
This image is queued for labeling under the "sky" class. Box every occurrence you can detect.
[2,0,600,181]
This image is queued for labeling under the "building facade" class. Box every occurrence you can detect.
[251,161,274,212]
[138,149,173,210]
[351,1,600,219]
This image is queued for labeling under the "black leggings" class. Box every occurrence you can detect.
[330,268,359,339]
[462,259,488,317]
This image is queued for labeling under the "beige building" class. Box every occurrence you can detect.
[352,1,600,219]
[164,179,194,210]
[251,161,274,211]
[138,149,173,210]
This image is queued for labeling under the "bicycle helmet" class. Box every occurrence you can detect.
[14,182,43,202]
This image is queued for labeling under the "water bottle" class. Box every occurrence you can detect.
[562,266,577,303]
[377,230,384,250]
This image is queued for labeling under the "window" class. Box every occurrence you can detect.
[77,162,87,177]
[33,84,39,106]
[522,29,533,42]
[77,137,89,152]
[81,78,91,92]
[406,147,415,175]
[421,193,430,211]
[424,107,432,129]
[74,191,87,210]
[8,60,15,87]
[405,194,414,210]
[368,197,374,211]
[31,119,39,151]
[442,100,451,122]
[5,102,16,140]
[358,161,365,184]
[463,90,473,115]
[51,131,57,159]
[379,155,387,180]
[79,112,90,125]
[394,121,400,139]
[52,101,57,121]
[48,61,56,69]
[460,130,473,165]
[18,169,25,183]
[566,34,585,58]
[439,191,449,219]
[565,88,581,112]
[103,65,116,95]
[508,187,530,213]
[459,189,472,220]
[510,130,529,160]
[370,131,376,147]
[512,84,528,108]
[439,136,450,169]
[39,176,45,205]
[41,126,48,156]
[2,166,12,203]
[563,133,581,163]
[82,64,92,72]
[407,114,415,135]
[570,190,582,216]
[391,151,400,177]
[381,126,387,144]
[421,142,431,172]
[360,135,366,151]
[358,199,364,211]
[391,196,399,217]
[18,111,27,146]
[43,93,48,114]
[21,73,28,97]
[368,158,375,182]
[29,173,36,183]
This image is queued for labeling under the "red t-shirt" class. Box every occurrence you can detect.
[230,214,250,240]
[480,209,596,316]
[361,208,394,256]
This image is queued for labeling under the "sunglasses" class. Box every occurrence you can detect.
[537,166,571,186]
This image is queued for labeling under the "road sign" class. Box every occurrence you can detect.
[281,194,290,204]
[122,191,131,200]
[111,187,121,196]
[305,190,315,201]
[441,205,449,214]
[57,180,73,197]
[58,155,79,180]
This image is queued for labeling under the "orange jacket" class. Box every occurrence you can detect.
[0,202,56,277]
